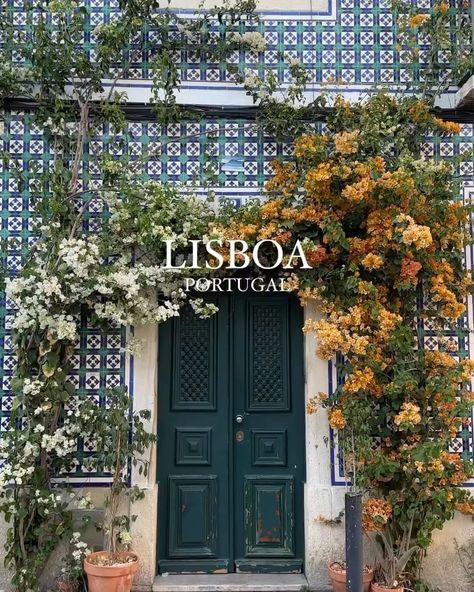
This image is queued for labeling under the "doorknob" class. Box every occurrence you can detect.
[235,414,244,423]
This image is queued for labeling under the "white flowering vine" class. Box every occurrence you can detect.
[0,0,268,589]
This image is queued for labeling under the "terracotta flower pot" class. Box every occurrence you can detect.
[328,562,374,592]
[84,551,139,592]
[371,584,404,592]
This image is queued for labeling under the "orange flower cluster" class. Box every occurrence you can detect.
[362,253,384,270]
[431,273,466,320]
[394,402,422,429]
[408,99,432,123]
[433,117,461,135]
[306,392,328,415]
[328,408,347,430]
[334,130,360,155]
[219,96,473,547]
[265,161,299,196]
[342,176,374,203]
[455,501,474,515]
[294,133,327,158]
[362,498,392,532]
[344,367,382,397]
[434,1,449,14]
[400,256,422,284]
[408,14,430,27]
[440,452,470,486]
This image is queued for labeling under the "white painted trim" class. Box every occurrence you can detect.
[130,324,159,488]
[456,74,474,108]
[63,80,460,109]
[129,324,160,589]
[126,305,348,590]
[303,301,347,590]
[165,0,336,21]
[304,302,333,489]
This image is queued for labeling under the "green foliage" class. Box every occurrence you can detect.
[0,1,261,589]
[80,387,156,553]
[0,1,472,591]
[391,0,474,95]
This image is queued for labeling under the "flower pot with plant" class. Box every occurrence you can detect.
[57,531,90,592]
[81,387,156,592]
[369,519,418,592]
[328,561,374,592]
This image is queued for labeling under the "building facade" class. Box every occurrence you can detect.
[0,0,473,590]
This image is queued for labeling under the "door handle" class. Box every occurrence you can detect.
[235,414,244,424]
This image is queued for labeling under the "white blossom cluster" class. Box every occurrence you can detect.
[6,265,79,341]
[190,298,219,318]
[119,529,133,548]
[23,378,43,398]
[0,180,220,566]
[0,416,83,491]
[241,68,274,101]
[59,531,91,582]
[70,531,91,563]
[6,215,192,344]
[230,31,266,53]
[58,236,101,278]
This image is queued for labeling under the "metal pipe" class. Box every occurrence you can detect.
[345,492,363,592]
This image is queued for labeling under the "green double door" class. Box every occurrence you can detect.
[157,292,305,574]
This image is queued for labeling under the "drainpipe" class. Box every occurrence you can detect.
[345,492,363,592]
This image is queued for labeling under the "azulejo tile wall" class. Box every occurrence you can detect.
[6,0,456,88]
[1,0,473,484]
[1,109,473,484]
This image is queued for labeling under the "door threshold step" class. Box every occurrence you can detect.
[152,573,308,591]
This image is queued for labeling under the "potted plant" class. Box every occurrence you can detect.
[57,532,90,592]
[328,561,375,592]
[81,387,156,592]
[370,521,418,592]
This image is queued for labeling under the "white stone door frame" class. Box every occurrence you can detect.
[128,300,348,591]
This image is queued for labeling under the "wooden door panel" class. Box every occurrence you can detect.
[171,304,217,411]
[234,293,305,573]
[246,299,290,411]
[175,428,212,466]
[158,296,230,574]
[251,429,287,466]
[168,475,218,557]
[243,476,295,557]
[158,293,304,574]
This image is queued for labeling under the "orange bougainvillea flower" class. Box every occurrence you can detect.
[455,501,474,515]
[402,225,433,249]
[408,14,430,27]
[362,498,392,532]
[434,1,449,13]
[433,117,461,135]
[328,408,347,430]
[334,130,360,155]
[238,95,473,555]
[261,198,283,220]
[306,246,329,266]
[361,253,384,270]
[400,256,422,283]
[394,402,422,428]
[294,133,327,158]
[408,99,432,123]
[342,175,375,203]
[266,160,299,195]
